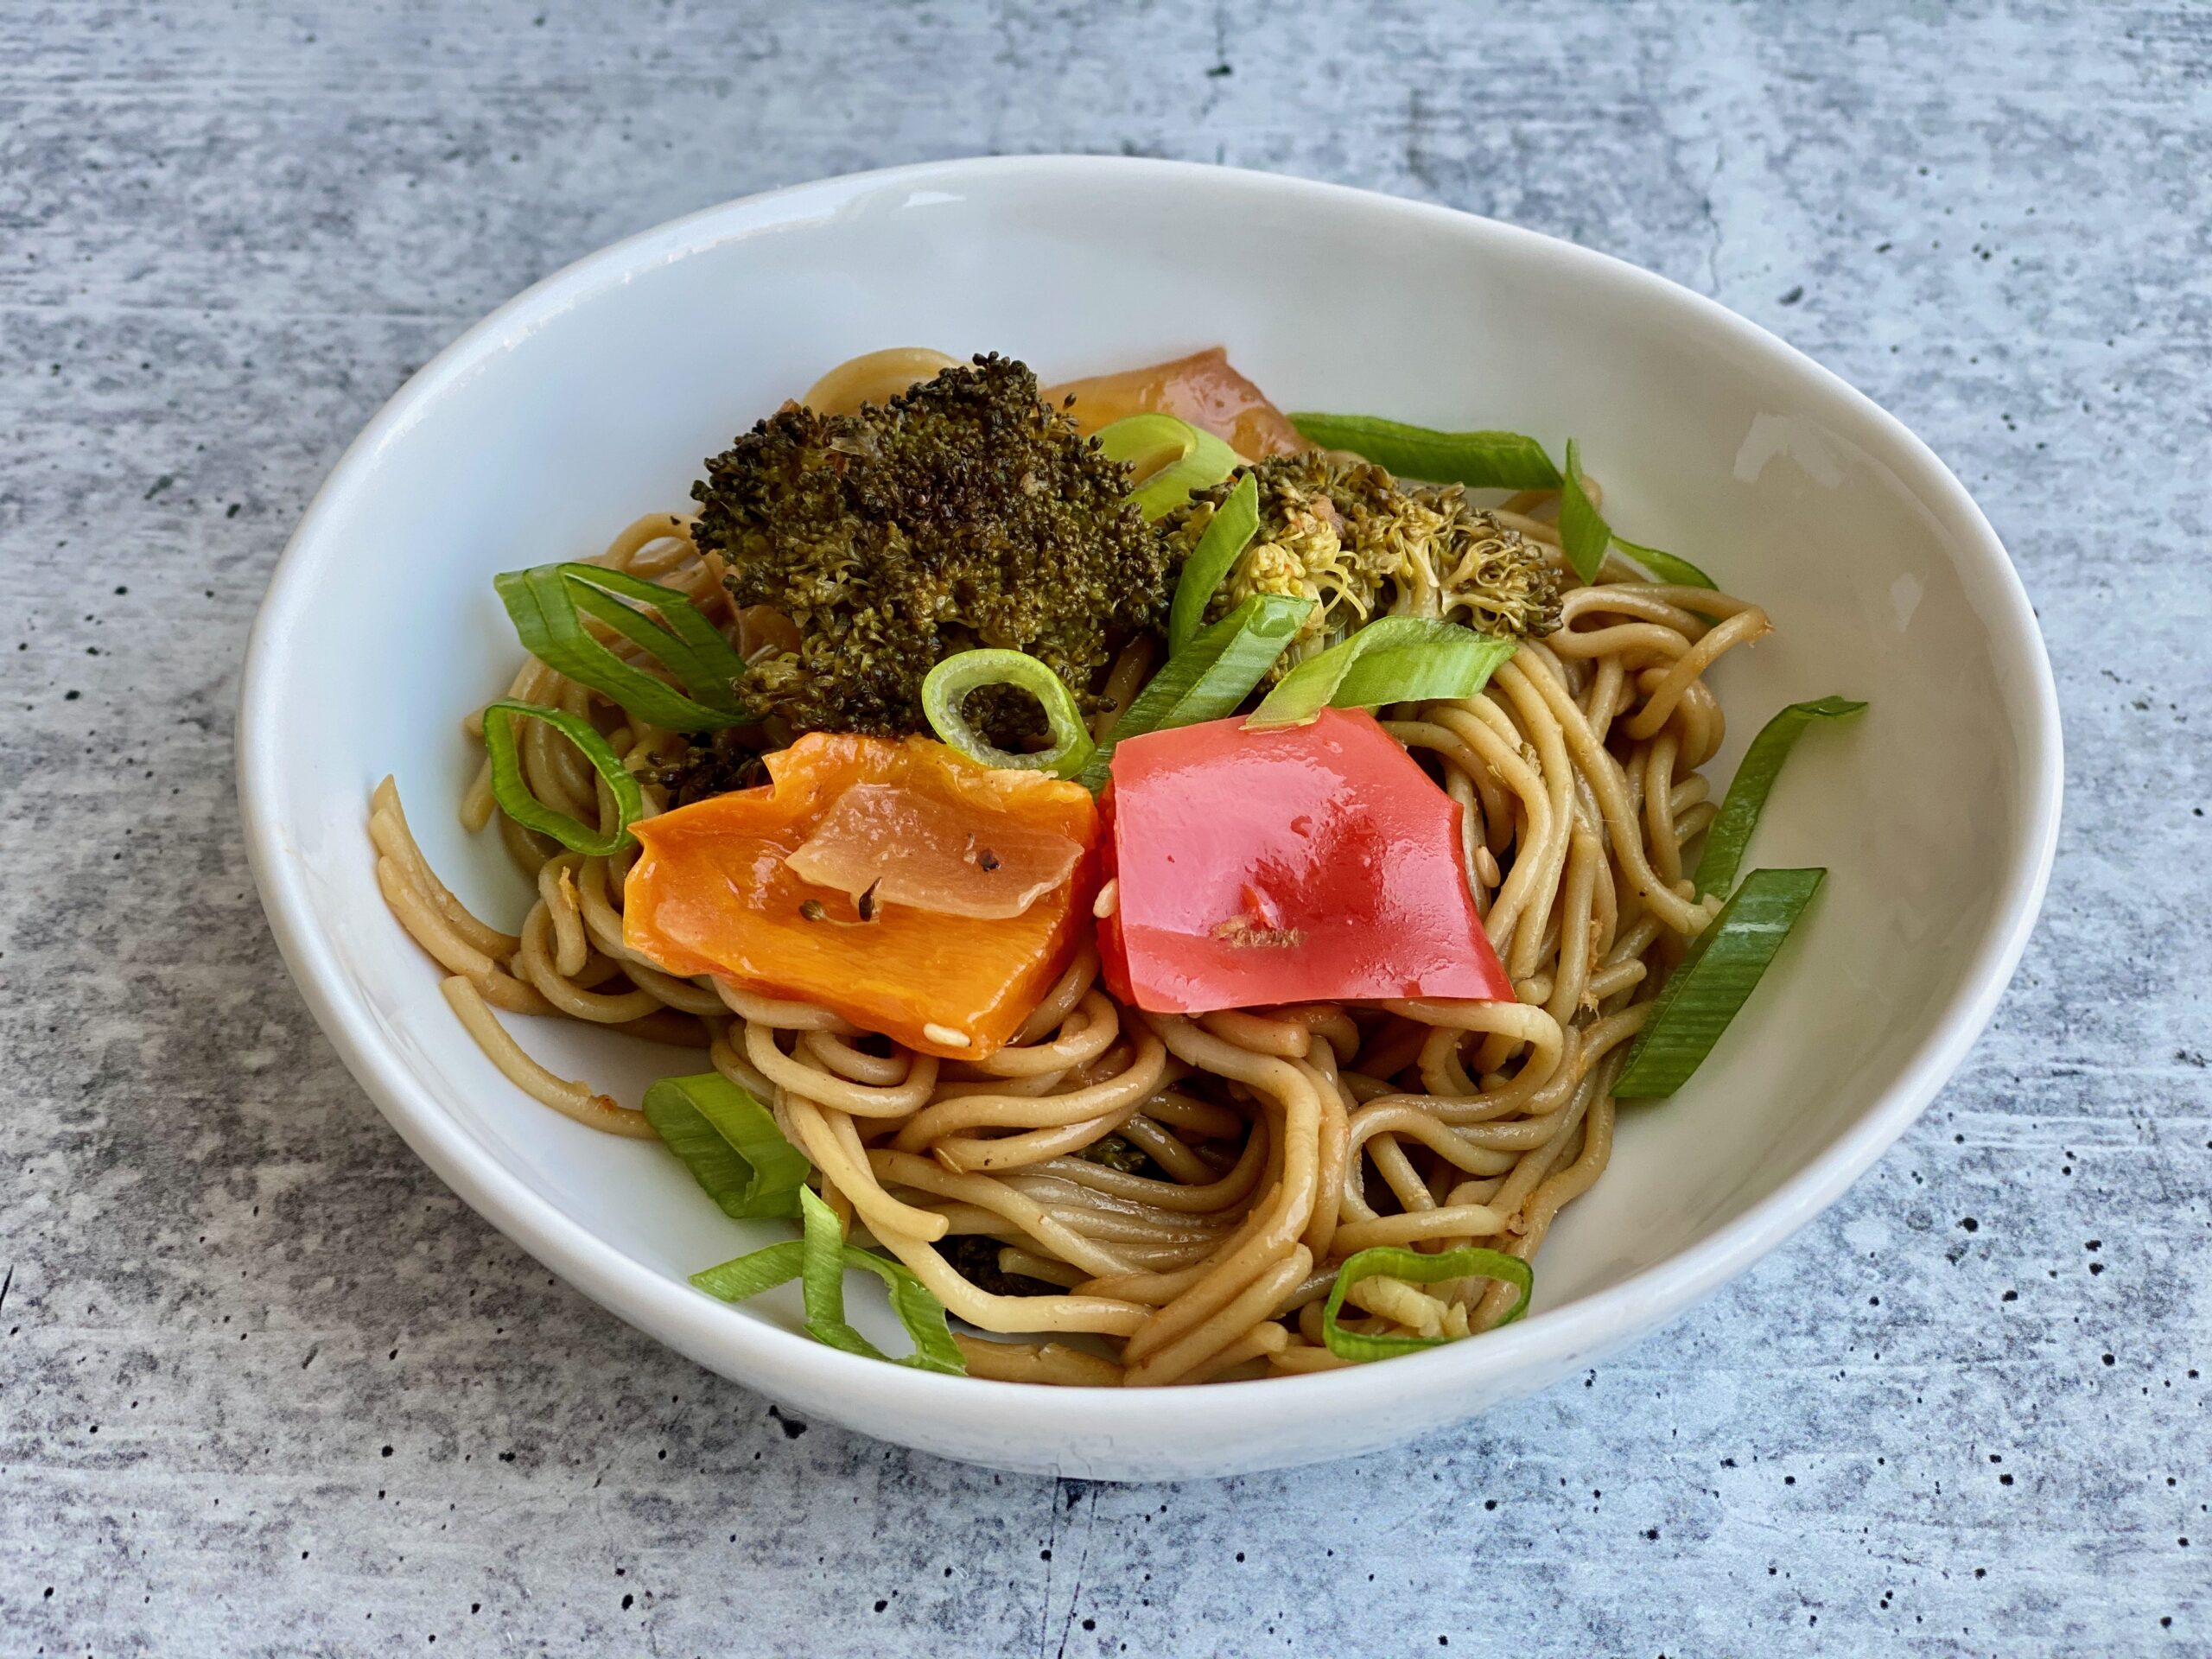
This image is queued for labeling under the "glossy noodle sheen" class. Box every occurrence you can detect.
[372,369,1770,1387]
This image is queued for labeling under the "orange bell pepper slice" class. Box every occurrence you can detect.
[623,734,1099,1059]
[1047,346,1306,460]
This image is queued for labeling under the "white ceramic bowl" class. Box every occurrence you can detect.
[239,156,2061,1480]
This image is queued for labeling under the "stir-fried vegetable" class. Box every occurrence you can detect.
[495,562,751,733]
[1093,413,1243,520]
[1613,867,1827,1097]
[693,353,1172,743]
[690,1188,966,1375]
[480,699,643,856]
[1557,439,1716,590]
[1050,346,1305,459]
[1558,438,1611,584]
[643,1071,812,1220]
[1321,1245,1533,1361]
[1166,470,1262,653]
[795,1188,965,1372]
[1098,709,1511,1013]
[1245,617,1519,729]
[919,649,1097,779]
[1286,413,1562,491]
[1075,594,1313,791]
[623,734,1099,1057]
[1694,697,1867,897]
[1166,453,1560,675]
[1611,534,1716,591]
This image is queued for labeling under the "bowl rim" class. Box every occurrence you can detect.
[238,154,2063,1453]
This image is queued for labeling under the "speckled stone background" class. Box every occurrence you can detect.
[3,2,2209,1654]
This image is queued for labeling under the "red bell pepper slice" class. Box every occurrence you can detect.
[1097,708,1512,1014]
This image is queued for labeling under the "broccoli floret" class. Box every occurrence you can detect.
[1168,454,1560,677]
[692,354,1173,742]
[1073,1131,1156,1176]
[637,728,769,808]
[939,1234,1058,1299]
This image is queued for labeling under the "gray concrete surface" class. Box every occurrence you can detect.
[3,2,2209,1654]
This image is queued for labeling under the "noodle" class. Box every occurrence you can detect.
[372,477,1768,1382]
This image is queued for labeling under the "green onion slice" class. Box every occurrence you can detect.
[480,699,643,856]
[1245,618,1519,730]
[1612,534,1717,592]
[686,1189,965,1375]
[1167,471,1261,656]
[1559,437,1613,584]
[642,1072,811,1220]
[1093,413,1243,519]
[1613,867,1827,1097]
[690,1237,805,1305]
[920,649,1097,779]
[798,1188,965,1374]
[1558,448,1719,593]
[1287,413,1562,491]
[494,562,750,733]
[1693,697,1866,897]
[1076,594,1312,789]
[1321,1245,1534,1361]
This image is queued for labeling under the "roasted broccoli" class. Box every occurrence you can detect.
[692,354,1173,743]
[638,727,769,808]
[1073,1131,1156,1176]
[939,1233,1058,1299]
[1167,454,1560,675]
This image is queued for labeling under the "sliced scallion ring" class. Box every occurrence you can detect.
[1320,1244,1534,1361]
[920,649,1096,778]
[480,698,643,856]
[1613,867,1827,1097]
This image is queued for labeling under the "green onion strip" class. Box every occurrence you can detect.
[1693,697,1867,897]
[642,1072,812,1220]
[1245,618,1518,730]
[1292,415,1714,588]
[495,562,750,733]
[1611,534,1717,592]
[796,1188,964,1373]
[920,649,1097,779]
[1167,471,1261,655]
[1613,867,1827,1097]
[688,1238,806,1306]
[687,1190,964,1376]
[1321,1245,1534,1361]
[1558,437,1612,585]
[480,699,644,856]
[1560,439,1715,591]
[1288,413,1563,491]
[1076,594,1312,789]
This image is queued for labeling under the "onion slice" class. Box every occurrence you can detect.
[783,782,1082,921]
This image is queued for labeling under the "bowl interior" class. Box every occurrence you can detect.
[244,160,2055,1475]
